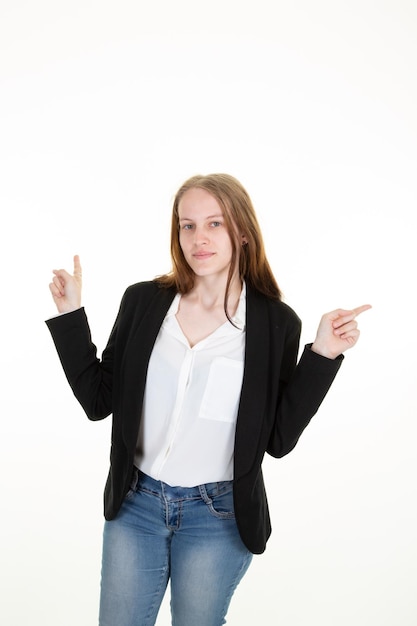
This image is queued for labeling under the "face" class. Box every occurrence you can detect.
[177,187,239,283]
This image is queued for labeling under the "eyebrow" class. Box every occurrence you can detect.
[178,214,224,222]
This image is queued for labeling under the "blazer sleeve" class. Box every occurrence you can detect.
[267,314,344,458]
[45,297,125,421]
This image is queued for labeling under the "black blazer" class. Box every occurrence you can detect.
[46,281,342,554]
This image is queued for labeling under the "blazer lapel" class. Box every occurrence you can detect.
[120,285,176,447]
[234,286,270,477]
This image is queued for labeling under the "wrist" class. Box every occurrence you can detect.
[310,342,339,360]
[56,302,82,314]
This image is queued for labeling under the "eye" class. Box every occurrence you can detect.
[181,223,194,231]
[210,221,222,228]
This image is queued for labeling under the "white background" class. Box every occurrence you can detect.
[1,1,416,624]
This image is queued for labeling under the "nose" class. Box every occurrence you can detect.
[193,225,209,245]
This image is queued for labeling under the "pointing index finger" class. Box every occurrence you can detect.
[73,254,82,277]
[352,304,372,317]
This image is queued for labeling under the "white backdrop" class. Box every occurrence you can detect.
[1,1,416,624]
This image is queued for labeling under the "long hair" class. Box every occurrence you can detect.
[157,174,282,309]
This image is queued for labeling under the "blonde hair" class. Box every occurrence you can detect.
[157,173,282,306]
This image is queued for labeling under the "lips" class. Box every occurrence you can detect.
[193,252,215,260]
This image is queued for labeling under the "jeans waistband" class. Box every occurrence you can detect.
[132,468,233,500]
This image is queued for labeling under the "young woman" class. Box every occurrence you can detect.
[47,173,370,626]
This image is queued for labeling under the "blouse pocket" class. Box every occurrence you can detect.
[198,357,244,423]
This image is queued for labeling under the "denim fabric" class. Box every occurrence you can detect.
[99,469,253,626]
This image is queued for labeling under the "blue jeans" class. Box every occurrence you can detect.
[99,469,253,626]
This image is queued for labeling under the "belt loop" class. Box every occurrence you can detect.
[198,483,211,504]
[130,466,139,491]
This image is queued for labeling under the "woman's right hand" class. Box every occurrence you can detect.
[49,254,83,313]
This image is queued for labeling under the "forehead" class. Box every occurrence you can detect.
[177,187,223,218]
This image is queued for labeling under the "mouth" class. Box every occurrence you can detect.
[193,252,215,260]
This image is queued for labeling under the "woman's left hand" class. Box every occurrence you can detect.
[311,304,372,359]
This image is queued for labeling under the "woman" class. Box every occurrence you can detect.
[47,173,370,626]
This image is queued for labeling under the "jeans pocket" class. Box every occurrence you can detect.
[204,487,235,520]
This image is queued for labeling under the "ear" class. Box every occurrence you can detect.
[241,234,248,245]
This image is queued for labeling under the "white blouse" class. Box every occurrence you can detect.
[134,285,246,487]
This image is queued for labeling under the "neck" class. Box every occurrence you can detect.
[189,273,242,315]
